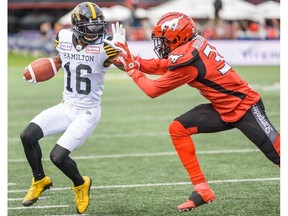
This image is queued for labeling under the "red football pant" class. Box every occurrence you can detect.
[169,120,206,185]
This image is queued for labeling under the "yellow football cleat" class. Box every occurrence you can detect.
[22,176,53,206]
[72,176,92,214]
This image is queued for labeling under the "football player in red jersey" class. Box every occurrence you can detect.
[106,12,280,212]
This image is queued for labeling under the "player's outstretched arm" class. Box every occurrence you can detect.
[103,22,126,53]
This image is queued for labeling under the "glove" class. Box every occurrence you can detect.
[23,77,37,84]
[115,42,140,76]
[23,67,37,84]
[103,22,126,54]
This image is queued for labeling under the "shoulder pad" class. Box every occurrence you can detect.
[168,41,198,70]
[54,29,69,48]
[54,32,60,48]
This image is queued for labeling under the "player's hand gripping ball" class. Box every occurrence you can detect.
[23,57,61,83]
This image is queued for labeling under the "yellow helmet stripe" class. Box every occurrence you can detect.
[87,2,97,19]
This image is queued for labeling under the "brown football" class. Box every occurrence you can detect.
[23,57,61,82]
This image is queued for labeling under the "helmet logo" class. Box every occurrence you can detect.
[75,10,81,21]
[161,16,184,31]
[169,54,184,63]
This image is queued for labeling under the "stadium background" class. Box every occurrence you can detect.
[7,0,282,216]
[8,0,280,59]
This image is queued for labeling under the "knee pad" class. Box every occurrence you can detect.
[20,123,43,147]
[50,144,70,166]
[20,130,30,145]
[169,120,197,151]
[169,120,197,139]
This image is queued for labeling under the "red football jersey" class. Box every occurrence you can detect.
[130,35,260,122]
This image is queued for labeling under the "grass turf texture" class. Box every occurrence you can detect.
[8,53,280,216]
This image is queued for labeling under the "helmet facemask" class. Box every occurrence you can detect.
[151,33,170,59]
[73,18,107,44]
[71,2,107,45]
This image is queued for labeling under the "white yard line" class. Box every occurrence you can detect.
[8,148,259,163]
[8,183,16,186]
[7,177,279,213]
[8,111,279,127]
[8,196,50,201]
[8,177,279,194]
[8,205,69,210]
[42,215,89,216]
[90,177,280,189]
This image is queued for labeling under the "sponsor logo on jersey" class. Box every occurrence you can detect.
[252,105,273,134]
[193,35,204,50]
[169,54,184,64]
[63,52,95,62]
[86,45,100,54]
[60,42,72,50]
[161,16,183,31]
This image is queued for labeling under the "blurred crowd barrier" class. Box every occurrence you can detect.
[9,31,55,57]
[8,20,280,59]
[8,33,279,66]
[127,40,280,66]
[8,0,280,59]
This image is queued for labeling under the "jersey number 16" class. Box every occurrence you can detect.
[64,62,91,95]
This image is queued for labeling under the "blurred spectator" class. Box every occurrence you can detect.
[201,21,216,40]
[213,0,222,23]
[53,22,66,35]
[246,21,266,39]
[264,19,280,40]
[39,22,54,41]
[229,21,241,39]
[37,22,56,55]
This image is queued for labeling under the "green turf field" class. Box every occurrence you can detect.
[8,53,280,216]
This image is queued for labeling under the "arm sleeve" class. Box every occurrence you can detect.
[136,57,168,75]
[129,66,198,98]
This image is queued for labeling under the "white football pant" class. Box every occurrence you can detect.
[30,100,101,152]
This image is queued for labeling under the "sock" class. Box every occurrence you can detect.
[169,120,206,185]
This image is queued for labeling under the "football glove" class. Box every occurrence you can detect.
[23,67,37,84]
[103,22,126,54]
[115,42,140,76]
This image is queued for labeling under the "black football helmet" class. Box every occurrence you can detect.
[71,2,107,44]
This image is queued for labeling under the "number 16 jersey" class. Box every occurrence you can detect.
[55,28,111,108]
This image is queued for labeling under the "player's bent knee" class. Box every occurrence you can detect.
[50,150,65,166]
[169,120,190,138]
[20,122,43,146]
[20,130,37,147]
[50,144,70,166]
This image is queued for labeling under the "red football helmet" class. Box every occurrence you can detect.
[151,12,197,59]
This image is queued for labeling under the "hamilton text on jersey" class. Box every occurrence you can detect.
[63,52,95,62]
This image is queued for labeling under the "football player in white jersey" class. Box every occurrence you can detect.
[20,2,124,214]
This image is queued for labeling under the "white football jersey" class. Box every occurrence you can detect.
[55,28,111,108]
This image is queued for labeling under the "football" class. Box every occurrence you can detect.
[23,57,61,83]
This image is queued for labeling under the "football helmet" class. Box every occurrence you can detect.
[151,12,197,59]
[71,2,107,44]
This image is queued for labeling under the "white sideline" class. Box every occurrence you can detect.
[8,148,259,163]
